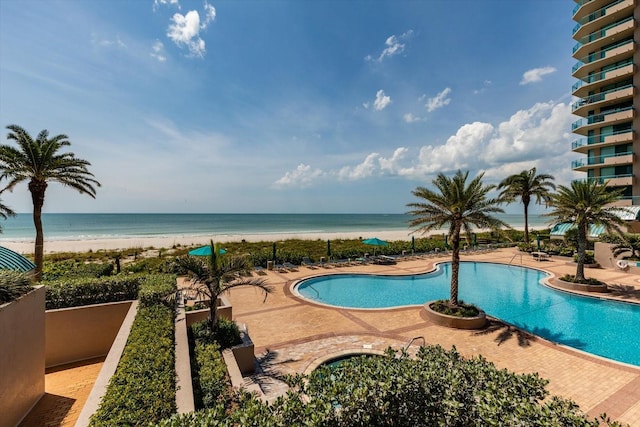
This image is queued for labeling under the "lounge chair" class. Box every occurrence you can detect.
[302,257,319,269]
[253,266,267,275]
[283,262,299,271]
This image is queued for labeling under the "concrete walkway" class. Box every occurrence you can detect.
[227,248,640,426]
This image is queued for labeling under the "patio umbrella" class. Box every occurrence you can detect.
[362,237,388,255]
[188,245,227,256]
[327,240,331,258]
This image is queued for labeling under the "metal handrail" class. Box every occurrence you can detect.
[573,0,626,34]
[572,38,634,73]
[572,106,634,130]
[573,16,634,53]
[571,151,634,168]
[572,129,633,149]
[571,84,633,111]
[572,61,634,92]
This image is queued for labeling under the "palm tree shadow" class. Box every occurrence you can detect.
[607,283,640,300]
[474,319,537,347]
[248,349,293,394]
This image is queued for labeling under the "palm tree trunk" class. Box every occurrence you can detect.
[575,222,587,282]
[28,180,47,281]
[523,200,530,243]
[449,223,461,306]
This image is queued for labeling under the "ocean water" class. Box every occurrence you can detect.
[0,213,552,242]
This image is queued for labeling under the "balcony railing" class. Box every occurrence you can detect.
[571,129,633,149]
[573,0,595,16]
[571,106,634,131]
[572,38,633,73]
[571,84,633,111]
[571,151,633,168]
[572,61,633,92]
[573,0,626,34]
[586,173,633,184]
[573,16,634,53]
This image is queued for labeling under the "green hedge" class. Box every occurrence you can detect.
[139,274,178,307]
[90,304,176,425]
[192,340,229,409]
[0,271,34,304]
[45,276,141,309]
[42,260,114,281]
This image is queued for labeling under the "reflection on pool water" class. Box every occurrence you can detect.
[295,262,640,367]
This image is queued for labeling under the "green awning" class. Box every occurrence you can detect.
[0,246,35,272]
[550,223,605,239]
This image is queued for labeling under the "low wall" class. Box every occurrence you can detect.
[45,301,133,368]
[185,296,232,327]
[0,286,45,427]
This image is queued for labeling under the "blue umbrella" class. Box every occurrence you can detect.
[188,245,227,256]
[363,237,388,255]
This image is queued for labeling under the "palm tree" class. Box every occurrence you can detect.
[177,241,273,333]
[0,196,15,231]
[0,125,100,280]
[407,170,508,307]
[546,180,625,282]
[497,167,555,244]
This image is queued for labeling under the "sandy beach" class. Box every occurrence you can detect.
[0,229,424,254]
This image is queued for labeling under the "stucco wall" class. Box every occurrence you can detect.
[45,301,132,368]
[0,286,45,427]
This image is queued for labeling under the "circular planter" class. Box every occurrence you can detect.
[423,301,486,329]
[553,278,608,293]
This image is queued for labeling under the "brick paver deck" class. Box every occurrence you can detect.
[20,357,104,427]
[227,248,640,426]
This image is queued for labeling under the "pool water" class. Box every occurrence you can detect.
[296,262,640,366]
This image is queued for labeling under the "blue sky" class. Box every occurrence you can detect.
[0,0,577,214]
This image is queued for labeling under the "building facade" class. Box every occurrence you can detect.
[571,0,637,205]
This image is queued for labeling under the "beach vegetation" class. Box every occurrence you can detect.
[90,274,176,426]
[177,241,273,333]
[0,125,101,281]
[546,180,625,283]
[0,270,33,304]
[407,170,509,308]
[498,167,555,244]
[42,259,114,280]
[156,345,622,427]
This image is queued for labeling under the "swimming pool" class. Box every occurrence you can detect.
[295,262,640,367]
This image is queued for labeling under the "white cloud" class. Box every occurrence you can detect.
[91,33,127,49]
[154,0,180,11]
[425,87,451,112]
[403,113,423,123]
[202,1,216,27]
[366,30,413,62]
[373,90,391,111]
[167,10,206,57]
[520,66,557,85]
[473,80,492,95]
[273,101,575,189]
[150,40,167,62]
[273,164,324,188]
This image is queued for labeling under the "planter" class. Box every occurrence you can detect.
[423,300,486,329]
[0,286,45,427]
[553,278,609,293]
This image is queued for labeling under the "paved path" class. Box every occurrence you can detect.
[20,357,104,427]
[227,248,640,426]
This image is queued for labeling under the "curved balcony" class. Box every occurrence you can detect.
[572,129,635,153]
[573,0,634,40]
[572,84,634,116]
[572,38,634,78]
[573,16,635,59]
[571,151,633,171]
[572,62,634,98]
[573,0,597,18]
[572,106,634,135]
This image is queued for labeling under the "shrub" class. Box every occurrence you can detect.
[0,271,34,304]
[559,275,605,286]
[90,303,176,426]
[191,318,241,349]
[573,251,595,264]
[430,299,480,317]
[192,340,229,409]
[138,274,177,307]
[124,257,177,274]
[45,276,140,309]
[157,346,619,426]
[42,260,114,280]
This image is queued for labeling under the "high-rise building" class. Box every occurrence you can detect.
[571,0,636,206]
